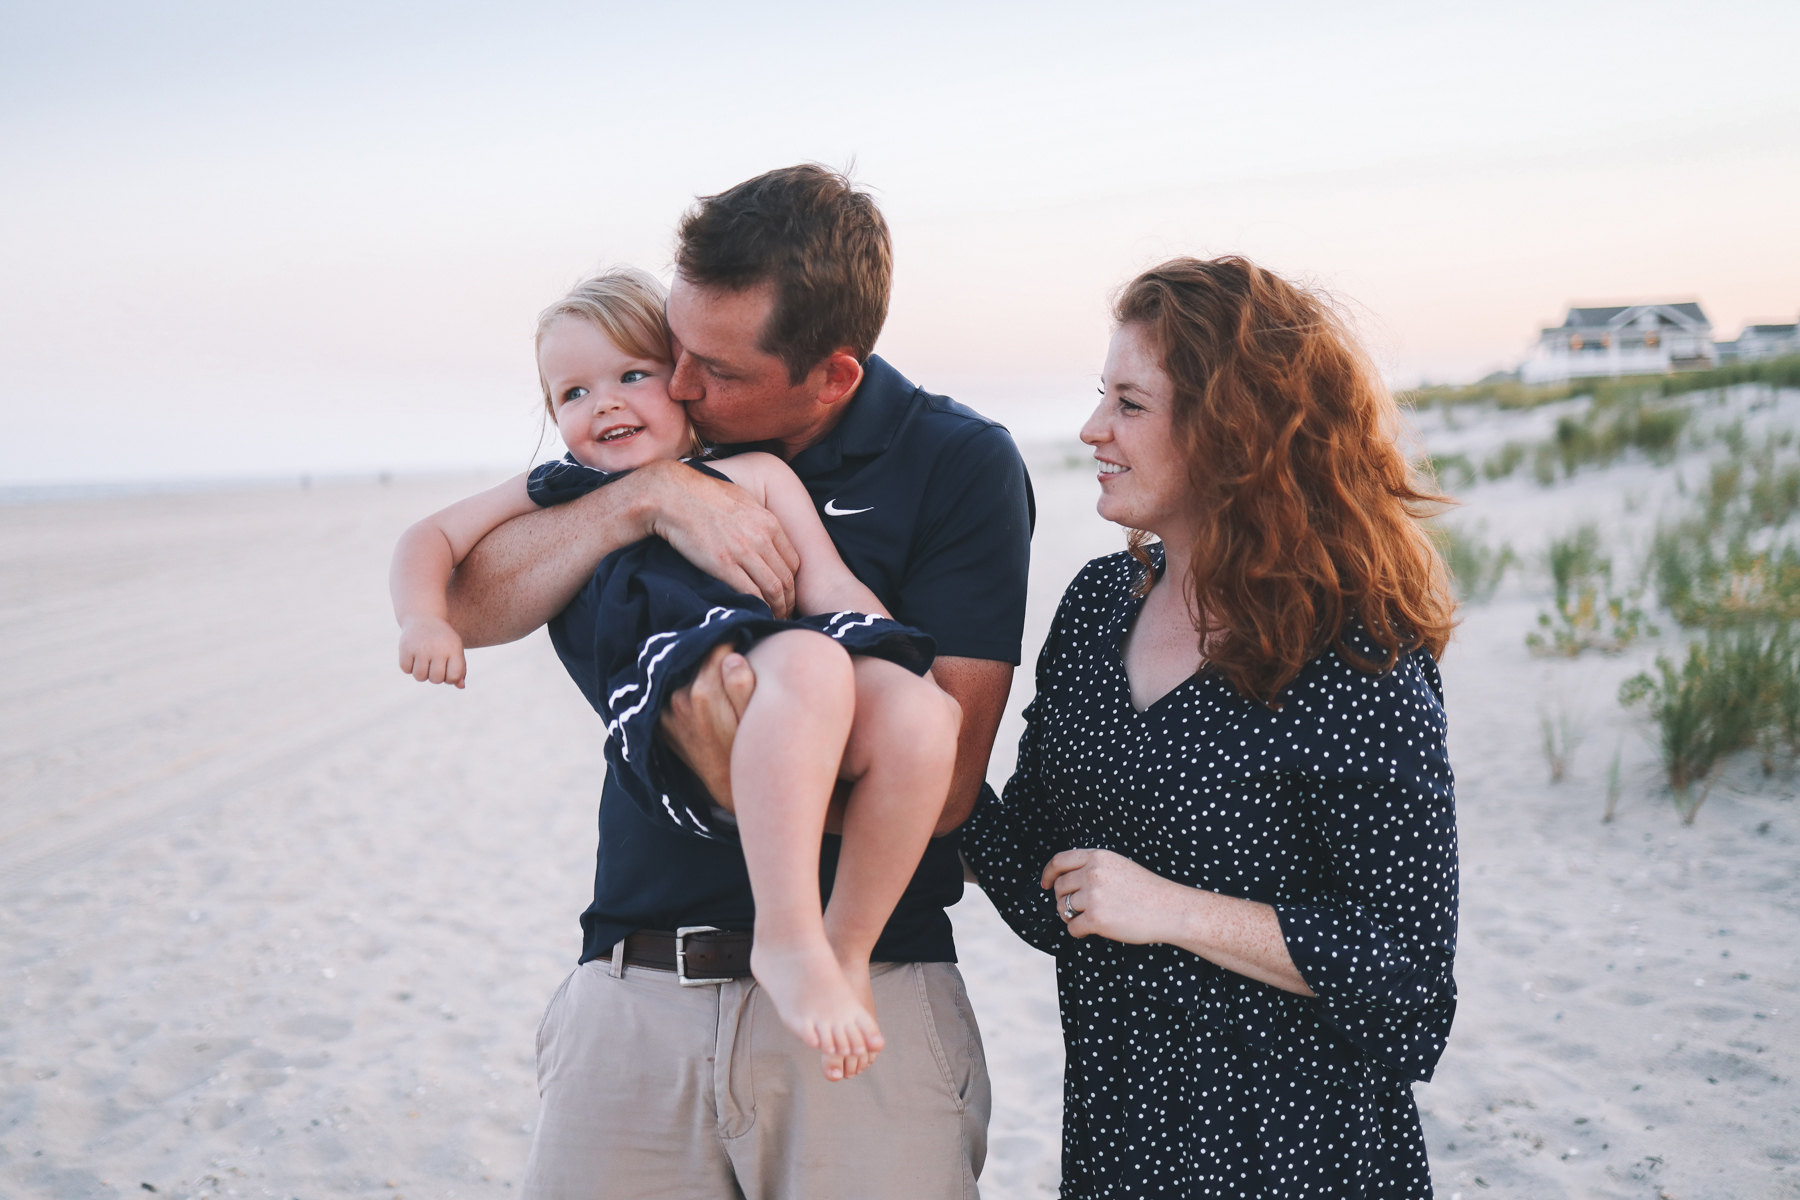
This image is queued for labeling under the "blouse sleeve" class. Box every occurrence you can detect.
[1271,653,1459,1080]
[961,593,1074,956]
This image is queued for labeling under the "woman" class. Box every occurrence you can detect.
[963,256,1458,1197]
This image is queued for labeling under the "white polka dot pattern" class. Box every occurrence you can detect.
[964,549,1459,1197]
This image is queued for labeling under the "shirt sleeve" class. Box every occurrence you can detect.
[1272,661,1460,1080]
[895,423,1034,663]
[960,599,1071,955]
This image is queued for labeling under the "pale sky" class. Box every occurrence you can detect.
[3,1,1797,484]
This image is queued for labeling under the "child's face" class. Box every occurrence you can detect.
[540,315,691,472]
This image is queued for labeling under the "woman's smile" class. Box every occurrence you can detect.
[1081,323,1193,537]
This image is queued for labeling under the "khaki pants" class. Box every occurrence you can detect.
[523,959,991,1200]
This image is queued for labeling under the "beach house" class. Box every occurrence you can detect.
[1520,301,1714,384]
[1717,317,1800,364]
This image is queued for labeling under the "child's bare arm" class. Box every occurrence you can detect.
[712,454,889,618]
[391,474,537,686]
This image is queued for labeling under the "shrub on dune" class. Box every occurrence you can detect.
[1620,627,1796,822]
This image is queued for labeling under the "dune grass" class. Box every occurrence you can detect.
[1527,524,1654,655]
[1650,434,1800,629]
[1433,522,1515,602]
[1401,353,1800,413]
[1621,426,1800,812]
[1620,626,1797,822]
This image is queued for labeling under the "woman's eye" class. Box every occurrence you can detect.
[560,386,588,405]
[1118,397,1144,414]
[621,370,649,384]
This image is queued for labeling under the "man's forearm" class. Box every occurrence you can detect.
[931,656,1015,836]
[445,481,649,647]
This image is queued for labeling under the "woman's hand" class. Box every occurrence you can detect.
[1041,848,1194,945]
[1042,848,1316,995]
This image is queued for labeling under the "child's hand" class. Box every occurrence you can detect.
[398,616,468,687]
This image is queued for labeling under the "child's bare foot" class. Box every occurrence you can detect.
[821,954,880,1080]
[820,1048,874,1081]
[751,940,884,1080]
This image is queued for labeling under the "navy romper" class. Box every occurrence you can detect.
[527,455,936,840]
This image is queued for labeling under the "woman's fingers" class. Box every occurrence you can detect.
[1041,848,1091,889]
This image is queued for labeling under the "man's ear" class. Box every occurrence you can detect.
[814,350,865,407]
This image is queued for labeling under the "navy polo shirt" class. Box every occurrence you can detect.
[551,354,1035,965]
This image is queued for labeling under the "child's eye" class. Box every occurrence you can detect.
[560,386,588,405]
[621,370,649,384]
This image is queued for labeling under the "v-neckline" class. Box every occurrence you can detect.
[1110,550,1205,715]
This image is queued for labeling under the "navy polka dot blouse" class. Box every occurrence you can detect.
[963,549,1458,1198]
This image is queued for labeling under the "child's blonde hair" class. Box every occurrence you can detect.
[536,268,704,456]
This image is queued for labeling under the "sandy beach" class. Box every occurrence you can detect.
[2,432,1796,1198]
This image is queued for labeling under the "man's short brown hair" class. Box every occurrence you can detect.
[675,165,892,384]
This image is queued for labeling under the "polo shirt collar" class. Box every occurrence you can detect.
[789,354,915,478]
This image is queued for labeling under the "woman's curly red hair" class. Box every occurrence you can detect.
[1117,256,1455,706]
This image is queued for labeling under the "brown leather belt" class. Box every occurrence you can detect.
[616,926,753,985]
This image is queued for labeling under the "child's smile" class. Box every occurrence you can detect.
[539,314,691,472]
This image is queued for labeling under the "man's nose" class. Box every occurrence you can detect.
[668,353,702,403]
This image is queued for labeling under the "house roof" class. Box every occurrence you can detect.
[1556,301,1710,331]
[1745,324,1798,335]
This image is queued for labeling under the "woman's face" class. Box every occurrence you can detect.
[1081,323,1196,537]
[540,315,691,472]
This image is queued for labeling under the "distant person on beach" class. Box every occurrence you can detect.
[390,265,963,1082]
[428,167,1031,1198]
[962,257,1460,1196]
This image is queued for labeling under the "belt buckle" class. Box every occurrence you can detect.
[675,925,732,987]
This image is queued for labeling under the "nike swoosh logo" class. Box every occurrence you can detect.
[823,499,873,516]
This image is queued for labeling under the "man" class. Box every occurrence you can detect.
[445,165,1033,1199]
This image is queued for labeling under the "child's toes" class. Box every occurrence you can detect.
[820,1052,847,1082]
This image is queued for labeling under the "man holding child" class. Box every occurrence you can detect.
[443,165,1033,1198]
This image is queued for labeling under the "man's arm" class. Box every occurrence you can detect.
[445,459,801,647]
[928,656,1014,835]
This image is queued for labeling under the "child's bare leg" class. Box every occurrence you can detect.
[824,658,961,1075]
[730,630,882,1081]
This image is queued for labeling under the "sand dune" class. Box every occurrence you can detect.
[2,447,1795,1198]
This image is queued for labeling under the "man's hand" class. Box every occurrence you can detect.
[659,643,758,809]
[398,615,469,688]
[445,460,802,648]
[642,462,801,618]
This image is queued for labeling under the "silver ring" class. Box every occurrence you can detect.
[1063,901,1077,921]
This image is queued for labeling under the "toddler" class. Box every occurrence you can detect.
[390,268,960,1081]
